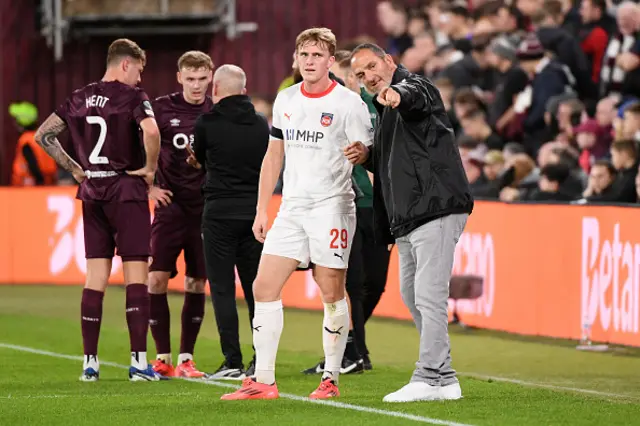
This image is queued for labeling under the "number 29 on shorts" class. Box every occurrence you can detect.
[329,228,348,249]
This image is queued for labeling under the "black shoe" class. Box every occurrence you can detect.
[206,361,244,380]
[363,354,372,371]
[340,357,364,375]
[301,359,325,375]
[244,356,256,378]
[301,357,364,375]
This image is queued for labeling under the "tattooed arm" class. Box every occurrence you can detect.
[34,113,85,183]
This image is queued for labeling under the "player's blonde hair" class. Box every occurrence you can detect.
[295,27,337,56]
[177,50,214,71]
[106,38,146,66]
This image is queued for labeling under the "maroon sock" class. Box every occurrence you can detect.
[149,293,171,354]
[81,289,104,356]
[180,292,205,355]
[126,284,150,353]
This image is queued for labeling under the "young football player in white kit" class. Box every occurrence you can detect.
[221,27,374,401]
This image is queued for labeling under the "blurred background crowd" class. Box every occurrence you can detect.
[5,0,640,206]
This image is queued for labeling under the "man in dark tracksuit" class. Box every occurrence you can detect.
[191,65,269,380]
[347,44,473,402]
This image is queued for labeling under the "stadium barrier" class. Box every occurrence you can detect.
[1,187,639,348]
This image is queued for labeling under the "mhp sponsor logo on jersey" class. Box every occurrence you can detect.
[284,128,325,143]
[320,112,334,127]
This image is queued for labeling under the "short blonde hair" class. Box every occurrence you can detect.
[295,27,337,56]
[178,50,214,71]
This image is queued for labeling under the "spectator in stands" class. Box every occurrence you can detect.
[463,149,491,195]
[535,0,597,104]
[433,77,460,134]
[548,145,588,196]
[474,1,526,35]
[516,33,576,155]
[600,1,640,99]
[503,141,527,163]
[555,97,585,141]
[417,0,451,47]
[485,36,529,136]
[537,140,565,166]
[483,150,506,182]
[581,159,617,200]
[439,0,474,53]
[578,0,613,87]
[401,32,437,75]
[407,8,429,38]
[621,102,640,141]
[460,108,505,149]
[608,139,639,202]
[595,96,617,136]
[527,162,575,200]
[574,118,612,173]
[377,0,414,57]
[453,87,487,124]
[498,152,537,200]
[443,33,499,91]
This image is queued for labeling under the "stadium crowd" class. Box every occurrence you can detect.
[369,0,640,204]
[10,0,640,205]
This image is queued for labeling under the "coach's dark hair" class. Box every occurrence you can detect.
[351,43,387,60]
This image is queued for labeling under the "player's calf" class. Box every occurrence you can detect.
[175,276,206,378]
[124,260,159,380]
[80,260,108,382]
[148,271,173,372]
[314,266,350,392]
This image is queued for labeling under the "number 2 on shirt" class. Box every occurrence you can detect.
[329,228,348,249]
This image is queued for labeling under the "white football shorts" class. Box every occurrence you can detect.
[262,212,356,269]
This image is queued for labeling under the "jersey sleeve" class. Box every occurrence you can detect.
[132,90,155,125]
[345,97,374,147]
[270,92,284,140]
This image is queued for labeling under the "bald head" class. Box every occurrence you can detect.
[213,65,247,99]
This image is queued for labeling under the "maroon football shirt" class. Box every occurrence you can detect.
[153,92,213,213]
[55,80,155,202]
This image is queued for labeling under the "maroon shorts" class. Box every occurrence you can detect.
[82,200,151,262]
[150,202,206,279]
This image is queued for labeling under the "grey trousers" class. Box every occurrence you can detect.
[396,213,468,387]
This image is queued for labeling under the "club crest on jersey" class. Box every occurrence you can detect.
[320,112,334,127]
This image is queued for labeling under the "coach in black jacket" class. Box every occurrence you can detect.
[190,64,269,380]
[346,44,473,403]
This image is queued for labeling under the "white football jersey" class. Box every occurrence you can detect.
[271,81,374,215]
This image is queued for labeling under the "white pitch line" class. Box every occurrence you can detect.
[458,372,640,400]
[0,343,473,426]
[0,392,196,400]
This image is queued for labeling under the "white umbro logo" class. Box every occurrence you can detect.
[170,118,181,127]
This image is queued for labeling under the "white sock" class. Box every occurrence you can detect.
[177,353,192,364]
[156,353,172,364]
[83,355,99,371]
[131,351,148,370]
[322,298,350,384]
[253,300,284,385]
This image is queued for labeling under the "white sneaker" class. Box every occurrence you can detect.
[383,382,441,402]
[440,382,463,400]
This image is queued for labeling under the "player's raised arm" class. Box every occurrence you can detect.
[34,112,85,182]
